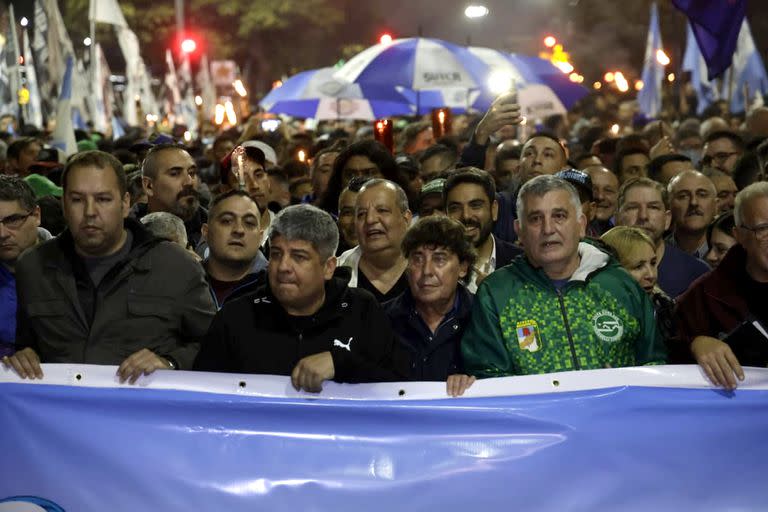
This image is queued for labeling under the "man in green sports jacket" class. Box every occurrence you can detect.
[461,175,666,377]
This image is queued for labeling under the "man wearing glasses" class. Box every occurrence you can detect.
[0,176,51,355]
[676,182,768,390]
[702,131,744,175]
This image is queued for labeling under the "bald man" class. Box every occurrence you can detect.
[666,170,719,259]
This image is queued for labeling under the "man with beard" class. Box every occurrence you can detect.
[444,168,523,293]
[3,151,214,382]
[134,144,207,249]
[702,131,744,175]
[201,190,267,309]
[666,170,719,259]
[615,177,709,298]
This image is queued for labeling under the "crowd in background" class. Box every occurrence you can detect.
[1,86,767,394]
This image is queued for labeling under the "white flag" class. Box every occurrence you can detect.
[6,4,21,119]
[22,29,43,128]
[197,54,216,120]
[89,0,127,27]
[138,60,159,118]
[116,27,141,125]
[91,43,110,133]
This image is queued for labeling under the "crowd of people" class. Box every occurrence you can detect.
[2,88,767,395]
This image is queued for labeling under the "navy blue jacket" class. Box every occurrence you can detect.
[495,235,524,268]
[658,243,710,298]
[384,285,474,381]
[0,264,15,351]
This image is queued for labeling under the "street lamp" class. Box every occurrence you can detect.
[20,17,28,27]
[83,37,92,47]
[464,5,489,18]
[464,5,489,46]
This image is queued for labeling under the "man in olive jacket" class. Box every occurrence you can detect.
[3,151,215,383]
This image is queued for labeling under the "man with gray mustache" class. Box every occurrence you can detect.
[666,170,718,259]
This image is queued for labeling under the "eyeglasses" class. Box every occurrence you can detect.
[0,211,33,230]
[710,151,739,163]
[740,223,768,242]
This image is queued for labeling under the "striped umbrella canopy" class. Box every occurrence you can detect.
[468,47,590,120]
[333,37,490,113]
[259,67,414,120]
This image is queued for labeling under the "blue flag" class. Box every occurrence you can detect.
[682,22,719,115]
[672,0,746,80]
[728,19,768,113]
[51,56,77,156]
[637,3,664,118]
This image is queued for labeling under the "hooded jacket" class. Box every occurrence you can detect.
[15,219,215,368]
[194,276,409,383]
[462,242,666,377]
[203,255,268,310]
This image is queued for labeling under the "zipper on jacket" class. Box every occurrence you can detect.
[556,289,580,370]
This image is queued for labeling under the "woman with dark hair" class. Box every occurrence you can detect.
[384,215,477,396]
[317,139,403,215]
[704,212,736,267]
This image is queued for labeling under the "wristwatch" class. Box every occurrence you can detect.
[163,356,178,370]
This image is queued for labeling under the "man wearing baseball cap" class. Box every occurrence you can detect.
[555,168,598,236]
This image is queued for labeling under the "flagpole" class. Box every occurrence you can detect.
[727,63,736,114]
[8,4,24,128]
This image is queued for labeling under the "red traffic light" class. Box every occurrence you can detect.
[181,38,197,54]
[379,33,393,45]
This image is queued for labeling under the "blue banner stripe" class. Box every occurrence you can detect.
[1,382,767,511]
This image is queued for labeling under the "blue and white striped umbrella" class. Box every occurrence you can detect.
[333,37,490,97]
[468,47,589,120]
[259,67,414,120]
[334,39,588,118]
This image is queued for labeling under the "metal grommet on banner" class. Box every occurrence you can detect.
[67,368,85,385]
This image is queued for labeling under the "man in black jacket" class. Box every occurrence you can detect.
[195,204,408,392]
[3,151,215,383]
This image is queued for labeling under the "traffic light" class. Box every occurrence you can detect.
[175,31,203,59]
[379,33,393,45]
[181,38,197,55]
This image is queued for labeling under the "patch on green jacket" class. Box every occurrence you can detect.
[499,281,640,374]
